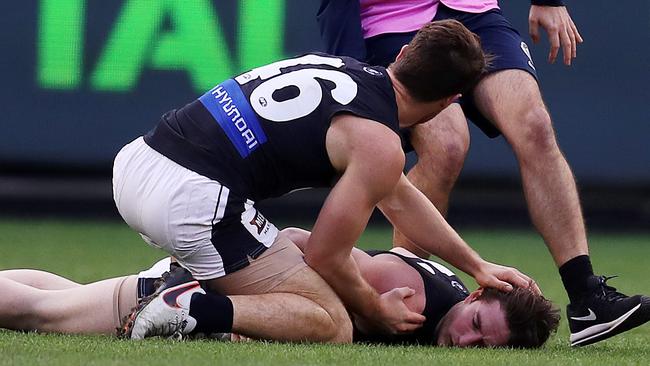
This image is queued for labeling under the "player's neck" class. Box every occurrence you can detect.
[387,69,416,129]
[387,68,444,129]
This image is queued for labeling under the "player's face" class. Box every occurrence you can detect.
[435,296,510,347]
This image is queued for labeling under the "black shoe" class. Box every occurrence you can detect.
[154,263,196,292]
[568,275,650,346]
[137,262,196,300]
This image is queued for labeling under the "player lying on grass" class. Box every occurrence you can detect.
[0,228,560,348]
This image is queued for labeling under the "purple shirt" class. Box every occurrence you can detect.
[360,0,499,38]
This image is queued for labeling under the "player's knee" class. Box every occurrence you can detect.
[327,304,353,343]
[441,133,470,176]
[305,299,351,344]
[312,296,353,344]
[417,131,469,184]
[511,106,558,156]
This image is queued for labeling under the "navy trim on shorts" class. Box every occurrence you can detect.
[210,191,269,275]
[136,277,157,300]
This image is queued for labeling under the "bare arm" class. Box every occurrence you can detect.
[303,115,425,334]
[378,174,540,293]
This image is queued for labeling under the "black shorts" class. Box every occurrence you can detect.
[366,5,538,139]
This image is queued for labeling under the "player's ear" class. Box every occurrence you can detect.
[464,288,484,303]
[440,94,460,109]
[448,94,461,105]
[394,44,409,63]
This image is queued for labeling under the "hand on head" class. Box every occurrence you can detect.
[474,261,542,296]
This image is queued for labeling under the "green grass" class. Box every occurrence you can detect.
[1,219,649,366]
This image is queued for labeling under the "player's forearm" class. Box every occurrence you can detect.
[306,238,382,319]
[305,231,382,318]
[378,175,484,277]
[304,177,384,318]
[308,252,381,318]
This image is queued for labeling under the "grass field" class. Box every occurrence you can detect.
[1,219,649,365]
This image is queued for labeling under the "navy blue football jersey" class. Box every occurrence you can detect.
[357,250,470,344]
[145,53,399,201]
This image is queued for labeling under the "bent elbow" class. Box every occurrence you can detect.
[304,251,338,277]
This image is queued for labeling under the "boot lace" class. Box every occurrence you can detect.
[597,275,627,302]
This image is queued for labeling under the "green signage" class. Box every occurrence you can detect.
[38,0,85,88]
[37,0,285,92]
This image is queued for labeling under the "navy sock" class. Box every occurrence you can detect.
[559,255,595,304]
[188,292,234,334]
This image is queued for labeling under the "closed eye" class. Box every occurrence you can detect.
[473,311,485,347]
[472,311,480,330]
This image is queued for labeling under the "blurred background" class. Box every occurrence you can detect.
[1,0,648,230]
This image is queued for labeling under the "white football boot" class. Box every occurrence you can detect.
[123,280,205,340]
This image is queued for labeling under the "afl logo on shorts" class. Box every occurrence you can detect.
[520,42,536,71]
[363,66,383,76]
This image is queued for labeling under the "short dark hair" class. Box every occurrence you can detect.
[479,287,561,348]
[391,19,488,102]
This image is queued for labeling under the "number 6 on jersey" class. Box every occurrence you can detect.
[236,55,359,122]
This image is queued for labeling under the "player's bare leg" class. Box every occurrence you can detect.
[0,262,352,343]
[472,69,588,266]
[127,235,353,344]
[216,267,353,343]
[472,69,650,346]
[0,276,137,334]
[0,269,82,290]
[127,271,353,343]
[393,103,470,258]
